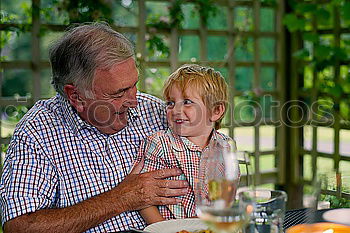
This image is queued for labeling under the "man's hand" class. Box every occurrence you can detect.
[3,162,188,233]
[115,167,189,212]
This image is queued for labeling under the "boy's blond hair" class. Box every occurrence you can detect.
[163,64,228,130]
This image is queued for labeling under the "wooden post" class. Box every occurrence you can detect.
[276,0,287,186]
[227,0,236,139]
[137,0,146,92]
[253,0,261,185]
[32,0,41,103]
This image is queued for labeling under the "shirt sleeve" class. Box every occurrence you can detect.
[0,133,58,224]
[137,134,169,174]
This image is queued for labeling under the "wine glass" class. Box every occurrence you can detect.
[196,138,250,233]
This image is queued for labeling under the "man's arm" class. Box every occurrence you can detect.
[4,168,188,233]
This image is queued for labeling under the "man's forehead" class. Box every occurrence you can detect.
[92,57,137,92]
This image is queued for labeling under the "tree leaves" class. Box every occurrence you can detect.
[340,2,350,21]
[283,14,306,32]
[303,33,319,43]
[293,49,310,60]
[295,2,318,14]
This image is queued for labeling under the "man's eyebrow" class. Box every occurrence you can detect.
[110,80,138,95]
[112,87,128,95]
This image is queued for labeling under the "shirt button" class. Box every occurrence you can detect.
[115,165,122,170]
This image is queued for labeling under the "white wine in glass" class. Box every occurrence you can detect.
[196,138,251,233]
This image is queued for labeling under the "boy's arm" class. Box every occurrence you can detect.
[140,206,165,224]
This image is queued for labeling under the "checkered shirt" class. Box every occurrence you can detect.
[0,92,167,232]
[137,128,229,220]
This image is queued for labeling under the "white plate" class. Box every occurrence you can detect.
[322,208,350,226]
[144,218,208,233]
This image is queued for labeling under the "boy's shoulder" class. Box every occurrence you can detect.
[146,128,182,146]
[146,129,173,141]
[215,130,231,141]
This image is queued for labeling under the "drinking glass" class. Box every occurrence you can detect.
[239,189,287,233]
[196,138,250,233]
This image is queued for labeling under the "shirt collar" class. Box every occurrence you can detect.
[57,94,92,134]
[169,128,220,152]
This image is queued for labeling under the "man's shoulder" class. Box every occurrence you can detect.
[137,92,164,107]
[134,92,167,129]
[14,96,63,135]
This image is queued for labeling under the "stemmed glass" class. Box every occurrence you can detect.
[196,138,251,233]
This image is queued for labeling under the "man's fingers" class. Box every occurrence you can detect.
[151,168,182,179]
[156,179,188,189]
[155,187,188,197]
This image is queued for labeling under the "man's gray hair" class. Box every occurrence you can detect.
[49,22,134,99]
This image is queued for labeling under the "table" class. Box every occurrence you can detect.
[283,208,329,229]
[117,208,331,233]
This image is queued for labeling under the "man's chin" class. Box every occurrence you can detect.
[94,117,128,134]
[99,123,127,135]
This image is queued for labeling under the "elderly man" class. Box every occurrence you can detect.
[0,22,188,233]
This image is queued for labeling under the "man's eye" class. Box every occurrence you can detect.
[183,99,193,105]
[112,91,125,99]
[166,101,175,108]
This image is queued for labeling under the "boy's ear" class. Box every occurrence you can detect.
[63,84,85,112]
[210,102,226,122]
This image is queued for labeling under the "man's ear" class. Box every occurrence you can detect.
[210,102,226,122]
[63,84,85,112]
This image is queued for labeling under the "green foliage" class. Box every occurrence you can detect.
[303,33,319,43]
[283,0,350,120]
[261,0,277,7]
[0,11,26,61]
[192,0,217,25]
[145,0,218,59]
[57,0,113,23]
[41,0,69,24]
[283,14,306,32]
[169,0,185,28]
[1,144,9,154]
[326,195,350,208]
[146,35,170,59]
[3,105,29,123]
[293,48,309,60]
[340,1,350,22]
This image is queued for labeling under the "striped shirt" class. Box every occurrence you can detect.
[0,92,167,232]
[138,128,229,220]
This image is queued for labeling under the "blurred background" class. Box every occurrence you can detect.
[1,0,349,213]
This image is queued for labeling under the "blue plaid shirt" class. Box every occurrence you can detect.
[0,92,167,232]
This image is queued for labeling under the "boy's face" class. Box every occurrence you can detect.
[166,85,218,145]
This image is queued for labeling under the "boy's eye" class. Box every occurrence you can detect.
[166,101,175,108]
[183,99,193,105]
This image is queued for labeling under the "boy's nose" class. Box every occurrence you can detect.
[172,102,183,113]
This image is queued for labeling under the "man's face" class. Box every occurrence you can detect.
[79,58,138,134]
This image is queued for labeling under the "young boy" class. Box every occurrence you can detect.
[137,64,234,224]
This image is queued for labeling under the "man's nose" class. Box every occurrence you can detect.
[124,87,138,108]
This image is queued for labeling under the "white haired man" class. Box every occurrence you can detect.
[0,22,188,233]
